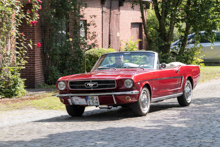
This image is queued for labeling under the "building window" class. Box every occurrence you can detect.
[80,20,87,39]
[131,23,143,49]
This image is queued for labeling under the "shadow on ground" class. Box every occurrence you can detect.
[35,102,181,122]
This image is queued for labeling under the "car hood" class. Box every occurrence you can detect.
[58,68,154,81]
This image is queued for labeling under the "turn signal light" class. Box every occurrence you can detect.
[60,98,65,104]
[125,96,131,101]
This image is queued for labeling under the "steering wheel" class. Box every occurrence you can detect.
[139,64,148,68]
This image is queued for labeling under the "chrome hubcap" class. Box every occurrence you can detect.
[185,81,192,103]
[140,90,149,112]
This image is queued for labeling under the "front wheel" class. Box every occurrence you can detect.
[65,105,85,117]
[177,80,192,106]
[131,87,151,116]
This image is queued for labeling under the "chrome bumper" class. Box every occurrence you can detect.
[56,91,139,97]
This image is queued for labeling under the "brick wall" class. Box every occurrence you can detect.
[82,0,146,50]
[83,0,103,48]
[120,0,146,49]
[18,0,146,88]
[19,4,44,88]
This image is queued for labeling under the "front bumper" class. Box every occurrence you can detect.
[56,91,139,105]
[56,91,139,97]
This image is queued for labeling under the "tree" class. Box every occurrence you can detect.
[41,0,98,84]
[138,0,220,55]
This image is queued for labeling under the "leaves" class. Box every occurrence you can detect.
[121,36,141,51]
[41,0,98,84]
[0,0,41,98]
[138,0,219,64]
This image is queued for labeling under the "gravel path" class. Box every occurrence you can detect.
[0,79,220,147]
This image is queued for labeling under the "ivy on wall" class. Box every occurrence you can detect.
[0,0,41,98]
[41,0,98,84]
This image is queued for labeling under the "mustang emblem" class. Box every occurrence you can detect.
[84,82,98,88]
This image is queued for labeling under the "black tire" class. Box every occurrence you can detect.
[131,87,151,116]
[177,80,192,106]
[65,105,85,117]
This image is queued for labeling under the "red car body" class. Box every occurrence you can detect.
[56,51,200,116]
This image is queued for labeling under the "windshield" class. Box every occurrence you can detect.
[92,52,156,71]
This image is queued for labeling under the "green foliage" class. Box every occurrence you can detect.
[160,45,204,66]
[0,0,41,98]
[0,68,26,98]
[82,48,115,72]
[37,84,56,89]
[136,0,220,64]
[41,0,98,84]
[121,36,141,51]
[143,9,161,51]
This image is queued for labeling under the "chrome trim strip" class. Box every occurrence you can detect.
[56,91,139,97]
[167,76,185,91]
[148,76,183,81]
[151,92,183,102]
[180,76,184,88]
[112,95,117,104]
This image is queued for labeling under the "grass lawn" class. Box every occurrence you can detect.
[0,66,219,111]
[199,66,220,82]
[0,91,64,112]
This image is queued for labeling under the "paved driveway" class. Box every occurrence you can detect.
[0,80,220,147]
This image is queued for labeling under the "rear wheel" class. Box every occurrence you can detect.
[65,105,85,117]
[131,87,151,116]
[177,80,192,106]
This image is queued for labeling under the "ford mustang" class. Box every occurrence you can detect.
[56,51,200,116]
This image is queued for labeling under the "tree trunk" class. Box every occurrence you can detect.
[180,0,191,54]
[138,0,151,50]
[159,44,171,54]
[180,24,190,54]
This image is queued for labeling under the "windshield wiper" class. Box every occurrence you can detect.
[97,67,110,70]
[124,66,145,70]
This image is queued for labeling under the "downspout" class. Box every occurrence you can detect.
[109,0,112,47]
[102,3,103,48]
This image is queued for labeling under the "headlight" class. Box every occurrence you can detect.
[58,81,66,90]
[124,79,133,88]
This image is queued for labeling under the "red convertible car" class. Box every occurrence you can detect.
[56,51,200,116]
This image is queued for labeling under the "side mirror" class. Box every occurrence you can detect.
[160,63,166,69]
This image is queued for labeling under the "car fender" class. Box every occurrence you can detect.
[136,80,152,99]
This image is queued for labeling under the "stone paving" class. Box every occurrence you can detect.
[0,79,219,147]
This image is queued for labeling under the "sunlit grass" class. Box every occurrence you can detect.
[199,66,220,82]
[26,96,65,110]
[0,91,64,111]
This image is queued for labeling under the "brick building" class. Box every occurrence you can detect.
[19,4,45,88]
[83,0,147,50]
[20,0,150,88]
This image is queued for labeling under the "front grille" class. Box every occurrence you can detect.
[69,80,116,90]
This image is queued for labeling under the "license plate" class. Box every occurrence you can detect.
[86,96,99,106]
[71,97,87,105]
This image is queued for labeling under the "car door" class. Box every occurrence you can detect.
[157,67,182,97]
[202,33,220,62]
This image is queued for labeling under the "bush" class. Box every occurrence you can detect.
[82,48,115,72]
[0,68,26,98]
[121,37,141,51]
